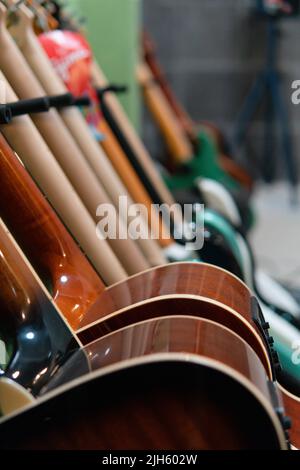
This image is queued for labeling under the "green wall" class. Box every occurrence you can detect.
[66,0,141,129]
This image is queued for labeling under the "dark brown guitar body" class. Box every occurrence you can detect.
[280,387,300,449]
[0,132,105,328]
[0,317,288,450]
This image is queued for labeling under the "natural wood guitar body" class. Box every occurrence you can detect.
[0,133,105,328]
[75,263,271,378]
[0,317,287,450]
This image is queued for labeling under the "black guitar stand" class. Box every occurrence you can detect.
[234,1,299,203]
[0,92,91,124]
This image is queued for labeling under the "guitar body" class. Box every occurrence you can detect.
[200,220,244,279]
[75,263,273,378]
[163,131,254,231]
[0,132,105,328]
[0,317,288,450]
[0,218,83,411]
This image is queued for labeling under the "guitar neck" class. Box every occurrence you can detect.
[136,62,194,165]
[143,31,197,145]
[91,60,178,211]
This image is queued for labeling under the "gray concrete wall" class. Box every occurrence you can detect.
[142,0,300,180]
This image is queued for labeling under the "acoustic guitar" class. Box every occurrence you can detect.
[1,0,298,450]
[0,201,289,448]
[2,63,298,448]
[0,137,271,369]
[0,125,277,357]
[0,122,274,361]
[0,315,289,450]
[1,223,298,448]
[0,192,273,391]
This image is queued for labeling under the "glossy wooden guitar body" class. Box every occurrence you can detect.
[0,126,277,406]
[0,218,81,405]
[0,131,264,365]
[72,263,271,378]
[0,317,288,450]
[0,70,127,285]
[0,133,105,329]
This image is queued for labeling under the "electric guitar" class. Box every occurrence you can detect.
[142,31,254,191]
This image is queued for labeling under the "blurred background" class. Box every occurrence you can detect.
[66,0,300,285]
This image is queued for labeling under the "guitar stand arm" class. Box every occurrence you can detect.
[0,93,92,124]
[96,84,128,100]
[0,86,128,124]
[0,96,50,124]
